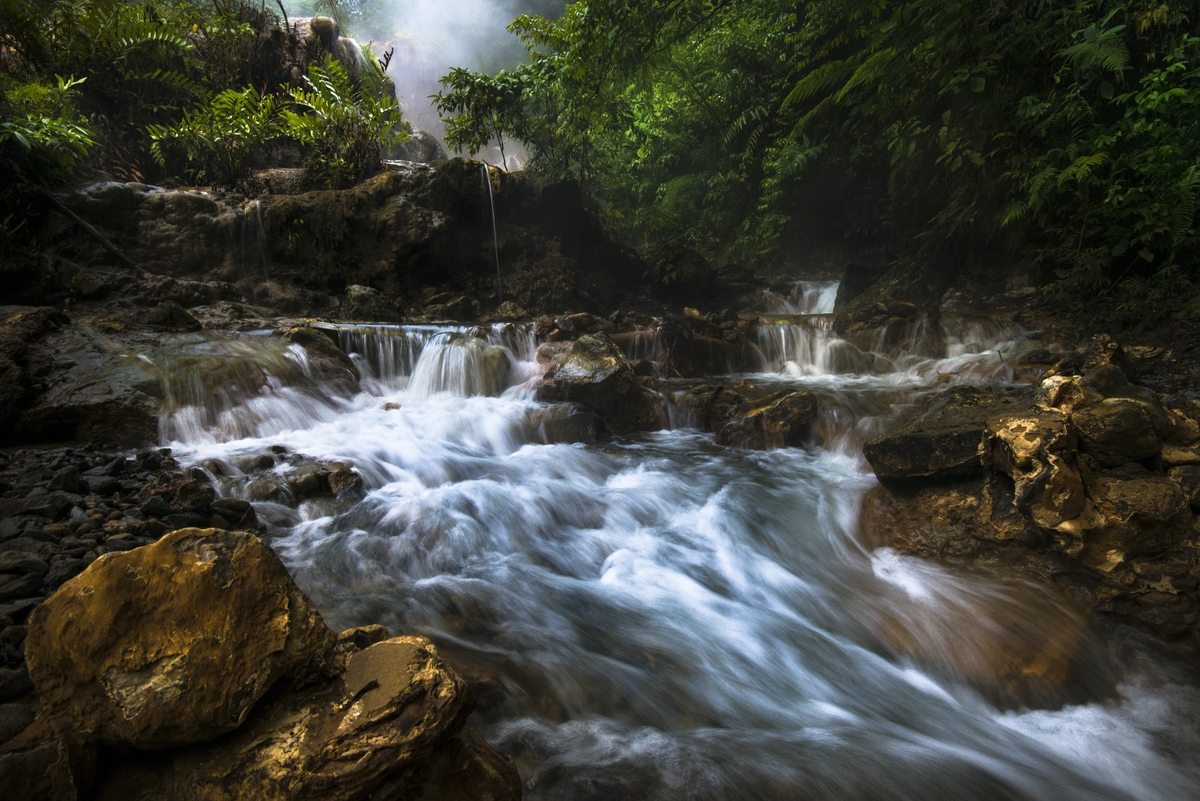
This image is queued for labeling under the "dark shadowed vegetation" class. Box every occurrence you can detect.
[436,1,1200,317]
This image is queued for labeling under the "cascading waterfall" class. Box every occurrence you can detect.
[760,279,840,314]
[158,301,1200,801]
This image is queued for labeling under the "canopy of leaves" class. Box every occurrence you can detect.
[436,0,1200,306]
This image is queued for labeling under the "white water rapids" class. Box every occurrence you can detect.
[153,283,1200,800]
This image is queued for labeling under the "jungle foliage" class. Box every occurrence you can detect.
[436,1,1200,311]
[1,0,404,260]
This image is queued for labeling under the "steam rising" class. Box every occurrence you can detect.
[287,1,566,155]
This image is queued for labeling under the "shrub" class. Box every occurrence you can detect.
[148,87,280,187]
[282,54,405,189]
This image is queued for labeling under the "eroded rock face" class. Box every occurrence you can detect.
[26,528,334,749]
[863,371,1200,638]
[534,334,661,434]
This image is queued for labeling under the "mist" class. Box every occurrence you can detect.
[286,1,567,158]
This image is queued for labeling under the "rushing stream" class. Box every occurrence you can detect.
[154,283,1200,800]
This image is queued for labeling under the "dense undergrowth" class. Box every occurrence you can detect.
[436,1,1200,318]
[0,0,404,283]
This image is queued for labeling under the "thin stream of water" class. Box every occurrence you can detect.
[153,281,1200,800]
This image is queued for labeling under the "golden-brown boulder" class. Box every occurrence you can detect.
[26,528,335,750]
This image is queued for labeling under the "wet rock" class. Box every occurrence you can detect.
[1079,477,1190,572]
[714,390,819,450]
[0,574,42,602]
[283,327,359,383]
[139,495,173,518]
[86,475,121,496]
[7,318,159,447]
[864,386,1036,483]
[480,300,530,323]
[137,473,216,514]
[533,334,661,434]
[0,553,49,577]
[425,295,478,321]
[0,715,84,800]
[0,667,34,701]
[0,703,34,742]
[388,128,449,163]
[1168,466,1200,510]
[0,538,56,558]
[41,558,84,591]
[834,262,889,310]
[528,403,603,444]
[210,498,257,528]
[26,528,335,749]
[90,636,519,801]
[327,469,362,496]
[1072,399,1162,468]
[1162,444,1200,467]
[983,413,1087,530]
[1078,334,1138,382]
[337,285,401,323]
[45,467,81,494]
[145,301,203,333]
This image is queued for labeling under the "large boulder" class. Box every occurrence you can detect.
[534,334,660,434]
[864,386,1035,483]
[26,528,335,749]
[861,378,1200,639]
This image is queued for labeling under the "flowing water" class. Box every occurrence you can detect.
[153,281,1200,800]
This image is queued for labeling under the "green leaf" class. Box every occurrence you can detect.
[969,75,985,93]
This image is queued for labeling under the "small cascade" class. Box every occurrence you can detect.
[753,314,1029,384]
[760,279,840,314]
[247,199,268,278]
[407,332,514,398]
[151,334,346,445]
[327,324,448,390]
[326,322,539,393]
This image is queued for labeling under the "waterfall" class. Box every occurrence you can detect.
[481,162,502,300]
[760,279,840,314]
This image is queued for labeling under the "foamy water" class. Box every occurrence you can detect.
[156,284,1200,800]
